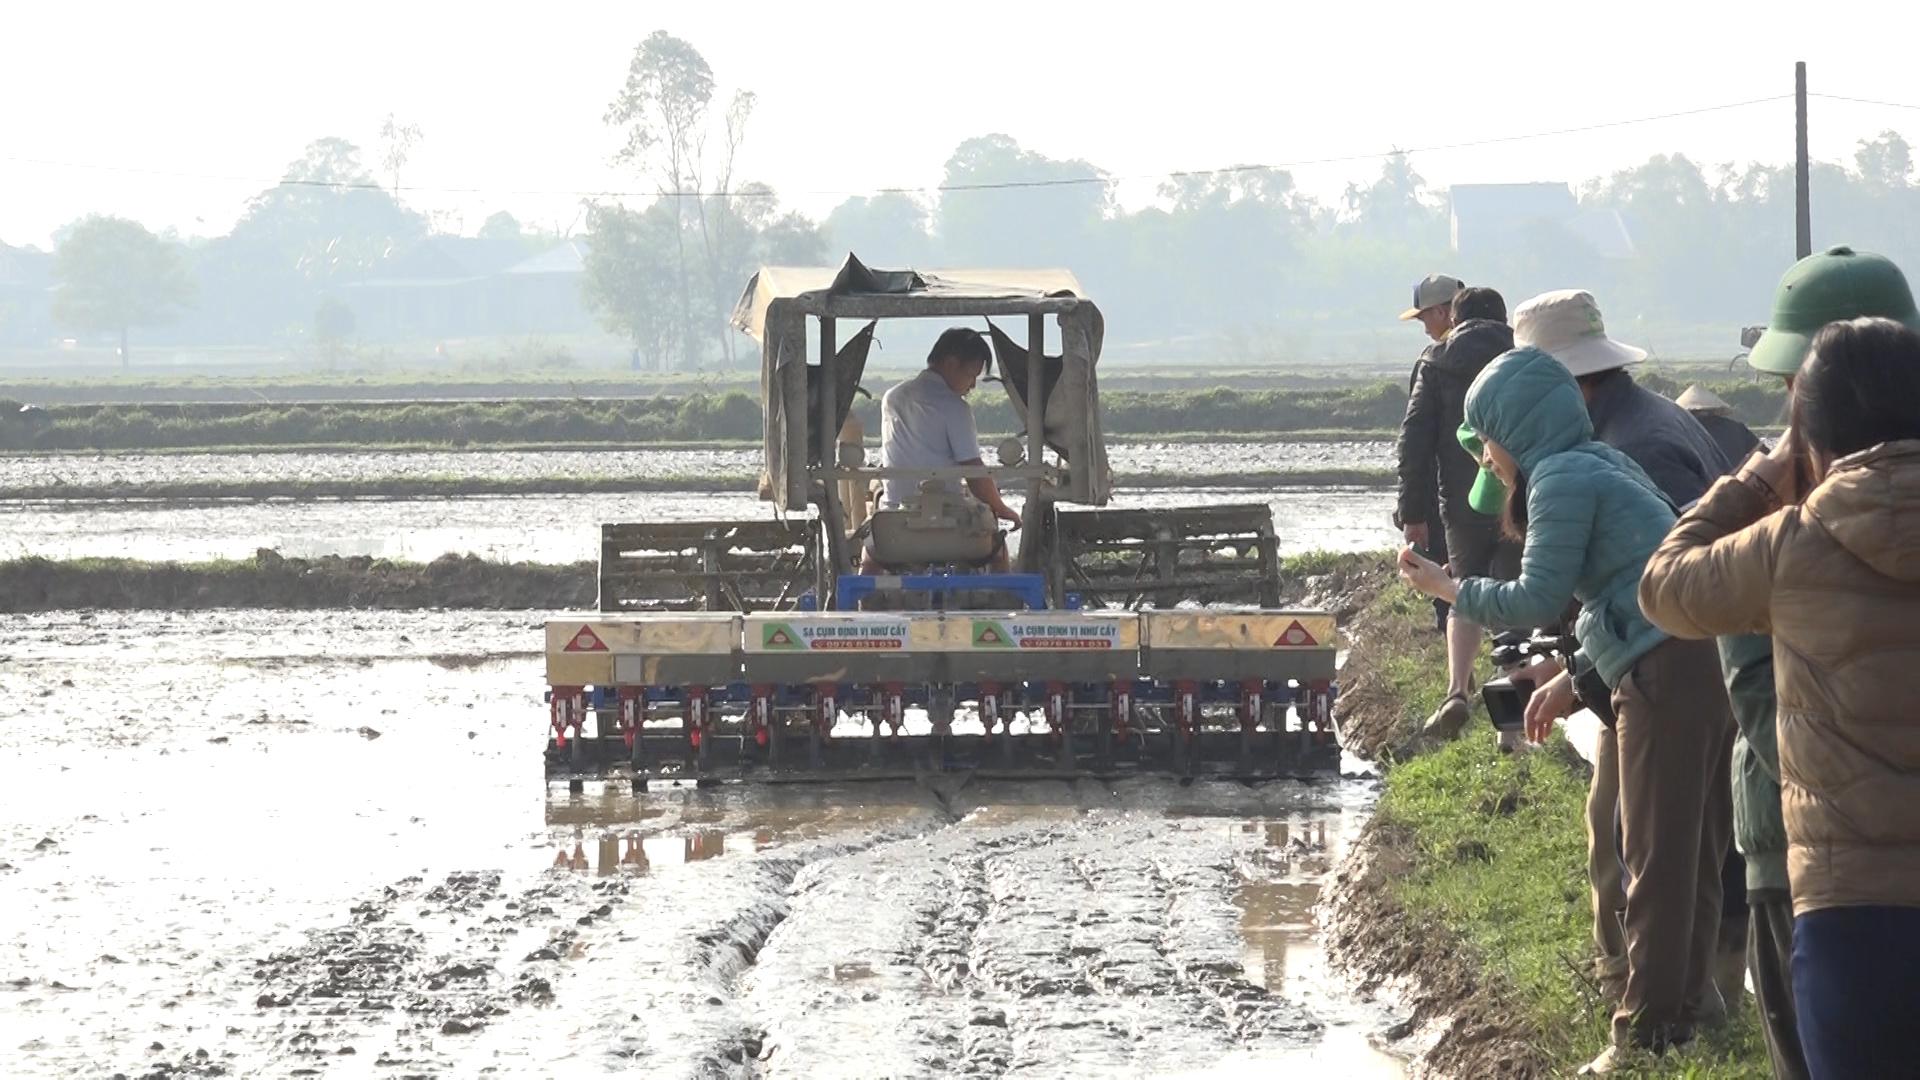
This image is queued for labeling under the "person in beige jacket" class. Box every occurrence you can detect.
[1637,316,1920,1080]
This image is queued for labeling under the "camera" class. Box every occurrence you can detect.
[1479,628,1613,749]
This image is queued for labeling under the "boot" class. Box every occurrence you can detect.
[1422,693,1472,740]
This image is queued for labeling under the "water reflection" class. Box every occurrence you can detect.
[550,828,741,876]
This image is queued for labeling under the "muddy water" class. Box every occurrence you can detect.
[0,442,1391,489]
[0,610,1402,1078]
[0,486,1396,563]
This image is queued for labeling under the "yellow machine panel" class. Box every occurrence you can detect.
[1139,611,1336,652]
[544,615,741,687]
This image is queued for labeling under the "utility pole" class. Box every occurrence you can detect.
[1796,61,1812,259]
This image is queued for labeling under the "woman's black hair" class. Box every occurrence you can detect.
[1499,470,1529,542]
[1792,317,1920,461]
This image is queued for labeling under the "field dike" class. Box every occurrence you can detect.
[0,552,597,613]
[1321,566,1768,1079]
[0,550,1389,614]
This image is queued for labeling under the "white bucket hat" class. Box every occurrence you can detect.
[1513,289,1647,377]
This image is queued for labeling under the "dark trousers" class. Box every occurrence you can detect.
[1611,637,1737,1048]
[1749,890,1808,1080]
[1792,905,1920,1080]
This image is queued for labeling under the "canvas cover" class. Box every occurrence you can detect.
[733,254,1109,512]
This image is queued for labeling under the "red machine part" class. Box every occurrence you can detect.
[1045,681,1069,741]
[1308,679,1334,743]
[812,685,838,739]
[979,682,1003,739]
[1110,679,1133,742]
[550,686,585,748]
[750,685,775,747]
[1174,680,1199,744]
[617,686,646,749]
[881,683,905,736]
[1239,679,1264,733]
[686,686,710,750]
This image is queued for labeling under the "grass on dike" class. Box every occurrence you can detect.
[1364,579,1769,1078]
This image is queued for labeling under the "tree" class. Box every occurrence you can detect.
[194,137,426,340]
[51,216,194,366]
[479,211,525,243]
[936,134,1111,267]
[824,193,935,266]
[607,31,716,367]
[379,114,425,196]
[582,201,686,370]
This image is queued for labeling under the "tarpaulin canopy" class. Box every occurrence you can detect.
[738,254,1109,513]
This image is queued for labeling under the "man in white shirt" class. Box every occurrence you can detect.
[867,327,1021,570]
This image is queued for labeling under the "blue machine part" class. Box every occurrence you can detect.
[834,572,1049,612]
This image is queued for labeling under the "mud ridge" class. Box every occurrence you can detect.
[1322,818,1548,1078]
[0,551,596,612]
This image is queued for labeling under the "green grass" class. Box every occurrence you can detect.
[1362,578,1771,1077]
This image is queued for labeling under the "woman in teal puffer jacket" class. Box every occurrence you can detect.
[1398,347,1737,1075]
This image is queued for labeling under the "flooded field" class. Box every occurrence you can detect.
[0,487,1396,563]
[0,610,1402,1078]
[0,441,1392,490]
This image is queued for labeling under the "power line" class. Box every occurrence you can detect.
[1810,91,1920,113]
[0,91,1830,203]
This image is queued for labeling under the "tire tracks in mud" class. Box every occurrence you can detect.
[740,811,1323,1078]
[202,816,945,1079]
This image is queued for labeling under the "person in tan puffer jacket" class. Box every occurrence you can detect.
[1637,316,1920,1080]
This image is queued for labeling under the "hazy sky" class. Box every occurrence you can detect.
[4,0,1917,248]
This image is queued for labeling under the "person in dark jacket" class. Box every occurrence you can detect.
[1398,347,1736,1075]
[1396,286,1522,738]
[1396,273,1464,632]
[1677,385,1762,466]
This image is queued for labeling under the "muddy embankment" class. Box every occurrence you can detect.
[0,467,1393,503]
[0,550,1398,615]
[0,552,597,612]
[1317,565,1558,1078]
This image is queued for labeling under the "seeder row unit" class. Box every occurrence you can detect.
[544,609,1340,785]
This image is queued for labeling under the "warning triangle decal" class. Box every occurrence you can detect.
[565,626,608,652]
[1274,620,1317,647]
[972,620,1012,647]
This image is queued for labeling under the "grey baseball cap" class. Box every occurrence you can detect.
[1399,274,1465,320]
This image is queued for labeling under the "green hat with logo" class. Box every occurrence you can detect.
[1748,245,1920,376]
[1457,420,1506,515]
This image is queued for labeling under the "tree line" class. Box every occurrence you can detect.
[14,29,1920,370]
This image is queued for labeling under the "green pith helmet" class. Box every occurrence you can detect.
[1748,245,1920,376]
[1458,420,1506,515]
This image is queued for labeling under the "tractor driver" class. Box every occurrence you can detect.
[864,327,1022,572]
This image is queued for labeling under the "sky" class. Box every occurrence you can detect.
[3,0,1918,249]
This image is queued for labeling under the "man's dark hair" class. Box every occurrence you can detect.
[1792,316,1920,460]
[1452,286,1507,324]
[928,327,991,368]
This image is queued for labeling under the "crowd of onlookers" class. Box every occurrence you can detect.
[1389,247,1920,1078]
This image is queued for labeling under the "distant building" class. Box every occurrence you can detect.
[335,236,595,341]
[1448,183,1635,261]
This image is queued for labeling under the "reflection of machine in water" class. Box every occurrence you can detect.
[551,829,741,875]
[542,255,1341,786]
[1234,818,1334,993]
